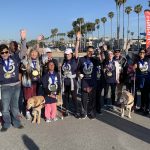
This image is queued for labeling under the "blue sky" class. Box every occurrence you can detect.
[0,0,148,41]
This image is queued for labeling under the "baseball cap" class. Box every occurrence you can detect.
[44,48,52,53]
[64,48,73,54]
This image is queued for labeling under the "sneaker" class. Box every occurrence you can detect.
[16,125,24,129]
[1,127,8,132]
[26,111,32,120]
[46,119,51,123]
[75,113,81,119]
[52,118,58,121]
[81,114,87,119]
[112,106,117,111]
[88,116,96,120]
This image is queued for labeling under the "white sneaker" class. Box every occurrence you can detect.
[46,119,51,123]
[26,111,32,120]
[52,118,58,121]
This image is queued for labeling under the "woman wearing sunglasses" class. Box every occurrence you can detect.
[133,48,150,115]
[0,30,27,132]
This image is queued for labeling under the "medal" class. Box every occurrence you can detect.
[48,72,58,92]
[4,72,11,79]
[107,71,112,77]
[97,73,101,78]
[48,84,57,92]
[32,70,39,76]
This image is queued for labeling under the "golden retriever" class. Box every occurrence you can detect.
[120,90,134,118]
[27,96,45,124]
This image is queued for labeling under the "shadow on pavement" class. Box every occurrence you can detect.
[22,134,40,150]
[96,110,150,144]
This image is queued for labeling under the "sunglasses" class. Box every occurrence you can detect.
[115,51,120,53]
[140,52,145,54]
[1,51,9,55]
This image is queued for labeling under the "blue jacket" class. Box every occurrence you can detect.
[42,71,60,104]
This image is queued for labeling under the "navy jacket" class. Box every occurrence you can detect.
[42,71,60,104]
[0,56,20,85]
[78,56,97,89]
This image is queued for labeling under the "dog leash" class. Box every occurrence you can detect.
[32,99,45,109]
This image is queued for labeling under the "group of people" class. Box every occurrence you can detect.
[0,30,150,132]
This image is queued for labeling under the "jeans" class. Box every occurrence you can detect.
[1,83,21,128]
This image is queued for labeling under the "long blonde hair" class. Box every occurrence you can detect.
[25,48,41,72]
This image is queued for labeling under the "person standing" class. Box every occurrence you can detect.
[42,60,60,122]
[113,49,127,103]
[61,32,81,118]
[78,46,97,119]
[103,51,120,109]
[0,30,26,132]
[133,48,150,115]
[21,33,42,120]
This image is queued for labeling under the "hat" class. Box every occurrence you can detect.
[64,48,73,54]
[114,49,121,52]
[44,48,52,53]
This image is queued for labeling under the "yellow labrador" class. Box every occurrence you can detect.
[120,90,134,118]
[27,96,45,124]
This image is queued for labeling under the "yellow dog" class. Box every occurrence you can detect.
[27,96,45,124]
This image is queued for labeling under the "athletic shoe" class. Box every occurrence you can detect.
[81,114,87,119]
[1,127,8,132]
[46,119,51,123]
[26,111,32,120]
[52,118,58,121]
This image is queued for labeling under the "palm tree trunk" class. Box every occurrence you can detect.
[104,24,105,42]
[138,13,140,50]
[80,23,82,52]
[118,5,121,49]
[126,14,129,51]
[116,5,119,48]
[123,3,125,50]
[98,28,99,39]
[111,19,112,48]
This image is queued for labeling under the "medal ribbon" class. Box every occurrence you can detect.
[2,58,10,72]
[87,59,91,67]
[32,60,36,69]
[49,72,55,84]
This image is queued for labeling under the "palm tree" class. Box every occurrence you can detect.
[95,19,100,39]
[134,4,143,50]
[101,17,107,41]
[125,6,132,49]
[115,0,122,48]
[77,18,84,33]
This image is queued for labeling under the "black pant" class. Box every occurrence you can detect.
[81,88,96,117]
[104,83,116,105]
[134,87,149,110]
[96,85,103,113]
[63,84,79,113]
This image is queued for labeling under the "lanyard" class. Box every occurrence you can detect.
[32,60,36,69]
[86,58,91,67]
[139,60,144,65]
[2,58,10,72]
[49,72,55,84]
